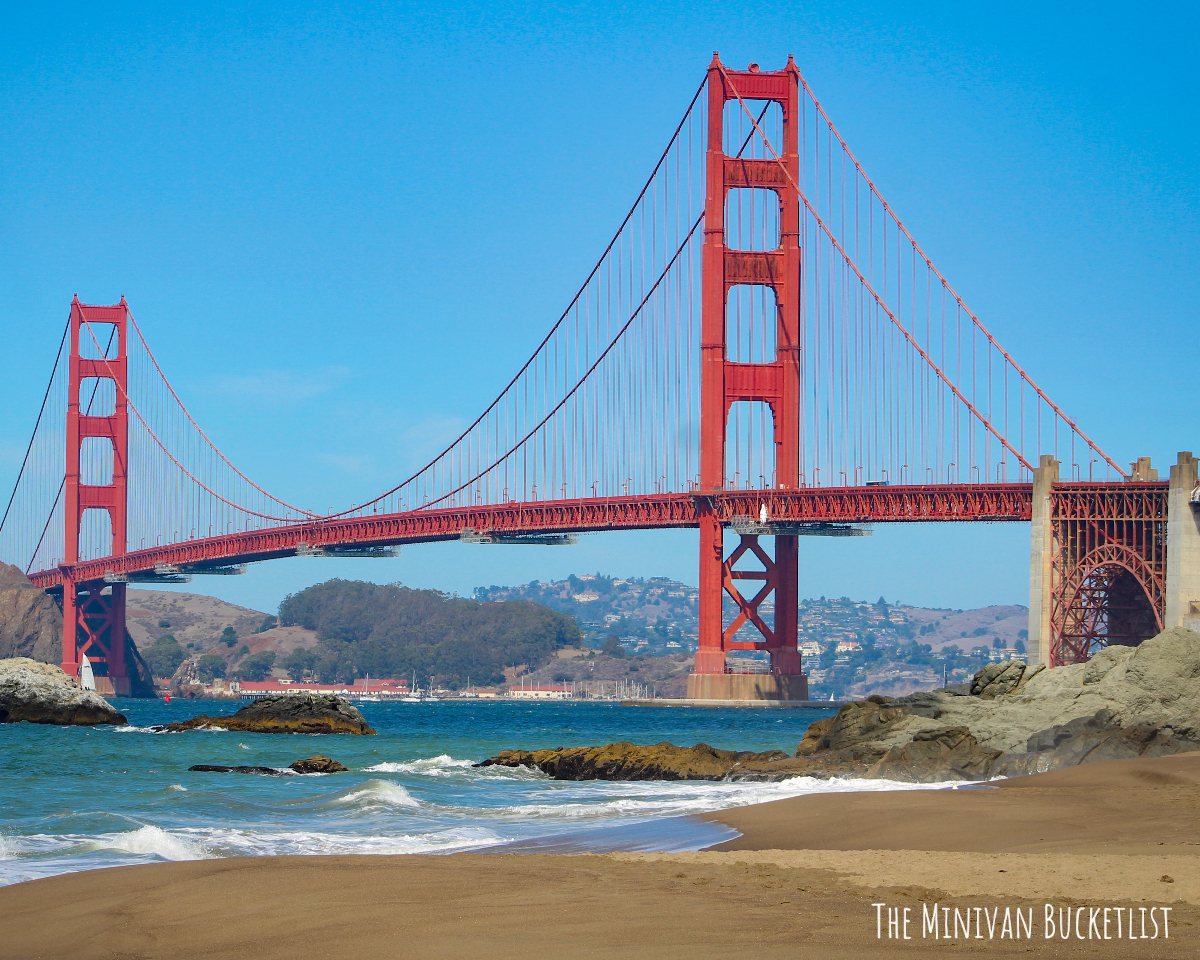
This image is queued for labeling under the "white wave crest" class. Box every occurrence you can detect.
[194,826,500,858]
[332,780,421,810]
[113,724,163,733]
[93,826,209,862]
[0,836,26,860]
[484,775,954,822]
[168,784,187,792]
[364,755,476,777]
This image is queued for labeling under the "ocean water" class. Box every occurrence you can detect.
[0,699,949,885]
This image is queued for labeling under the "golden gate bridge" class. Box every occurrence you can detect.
[3,55,1197,699]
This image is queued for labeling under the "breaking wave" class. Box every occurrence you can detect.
[364,755,477,777]
[87,826,209,862]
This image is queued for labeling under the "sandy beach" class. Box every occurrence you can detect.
[1,753,1196,959]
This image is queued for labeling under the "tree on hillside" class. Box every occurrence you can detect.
[234,651,276,681]
[146,636,186,679]
[197,654,227,684]
[220,626,238,647]
[600,635,625,658]
[280,647,319,680]
[254,616,278,634]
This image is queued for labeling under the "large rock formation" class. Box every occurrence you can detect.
[480,626,1200,783]
[154,693,376,734]
[0,564,157,697]
[0,564,61,663]
[0,658,128,725]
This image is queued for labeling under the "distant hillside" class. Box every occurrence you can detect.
[127,575,1028,699]
[126,589,318,684]
[278,580,580,686]
[476,574,1030,698]
[475,575,1028,655]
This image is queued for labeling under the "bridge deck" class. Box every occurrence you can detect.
[28,482,1053,588]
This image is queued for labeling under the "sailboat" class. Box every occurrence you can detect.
[402,670,422,702]
[79,654,96,692]
[354,674,381,702]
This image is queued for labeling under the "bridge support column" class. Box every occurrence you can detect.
[61,297,130,694]
[1027,455,1059,666]
[1165,451,1200,631]
[687,55,807,701]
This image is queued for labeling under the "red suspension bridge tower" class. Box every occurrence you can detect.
[62,296,131,695]
[690,56,808,699]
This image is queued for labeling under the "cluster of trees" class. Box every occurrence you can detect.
[144,635,186,679]
[277,579,579,685]
[142,625,277,683]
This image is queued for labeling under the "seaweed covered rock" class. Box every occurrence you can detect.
[477,741,788,781]
[155,693,375,735]
[0,658,127,726]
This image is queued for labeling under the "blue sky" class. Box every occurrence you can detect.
[2,2,1197,615]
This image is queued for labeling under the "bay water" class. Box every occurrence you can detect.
[0,699,945,885]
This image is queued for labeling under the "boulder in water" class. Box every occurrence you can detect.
[154,693,375,735]
[188,764,288,776]
[289,755,349,773]
[0,657,127,725]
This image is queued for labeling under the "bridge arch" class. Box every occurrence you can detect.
[1050,542,1163,666]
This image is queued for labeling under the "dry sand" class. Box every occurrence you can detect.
[1,753,1197,959]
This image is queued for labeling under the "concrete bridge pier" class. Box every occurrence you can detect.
[1166,451,1200,632]
[1026,455,1058,667]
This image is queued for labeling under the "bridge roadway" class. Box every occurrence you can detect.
[28,483,1040,590]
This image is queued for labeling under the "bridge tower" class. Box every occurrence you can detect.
[688,55,808,701]
[61,296,131,695]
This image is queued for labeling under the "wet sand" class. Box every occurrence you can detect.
[1,753,1196,959]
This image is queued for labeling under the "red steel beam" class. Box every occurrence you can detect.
[28,483,1054,589]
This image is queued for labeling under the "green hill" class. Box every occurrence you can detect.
[277,580,579,686]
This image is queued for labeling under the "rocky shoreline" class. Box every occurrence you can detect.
[479,626,1200,783]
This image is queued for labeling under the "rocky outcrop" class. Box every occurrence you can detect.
[189,764,289,775]
[154,693,376,734]
[289,755,349,773]
[0,658,127,725]
[480,627,1200,783]
[0,565,62,663]
[188,756,349,775]
[478,742,789,781]
[0,564,157,698]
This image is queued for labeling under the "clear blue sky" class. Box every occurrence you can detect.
[2,2,1197,615]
